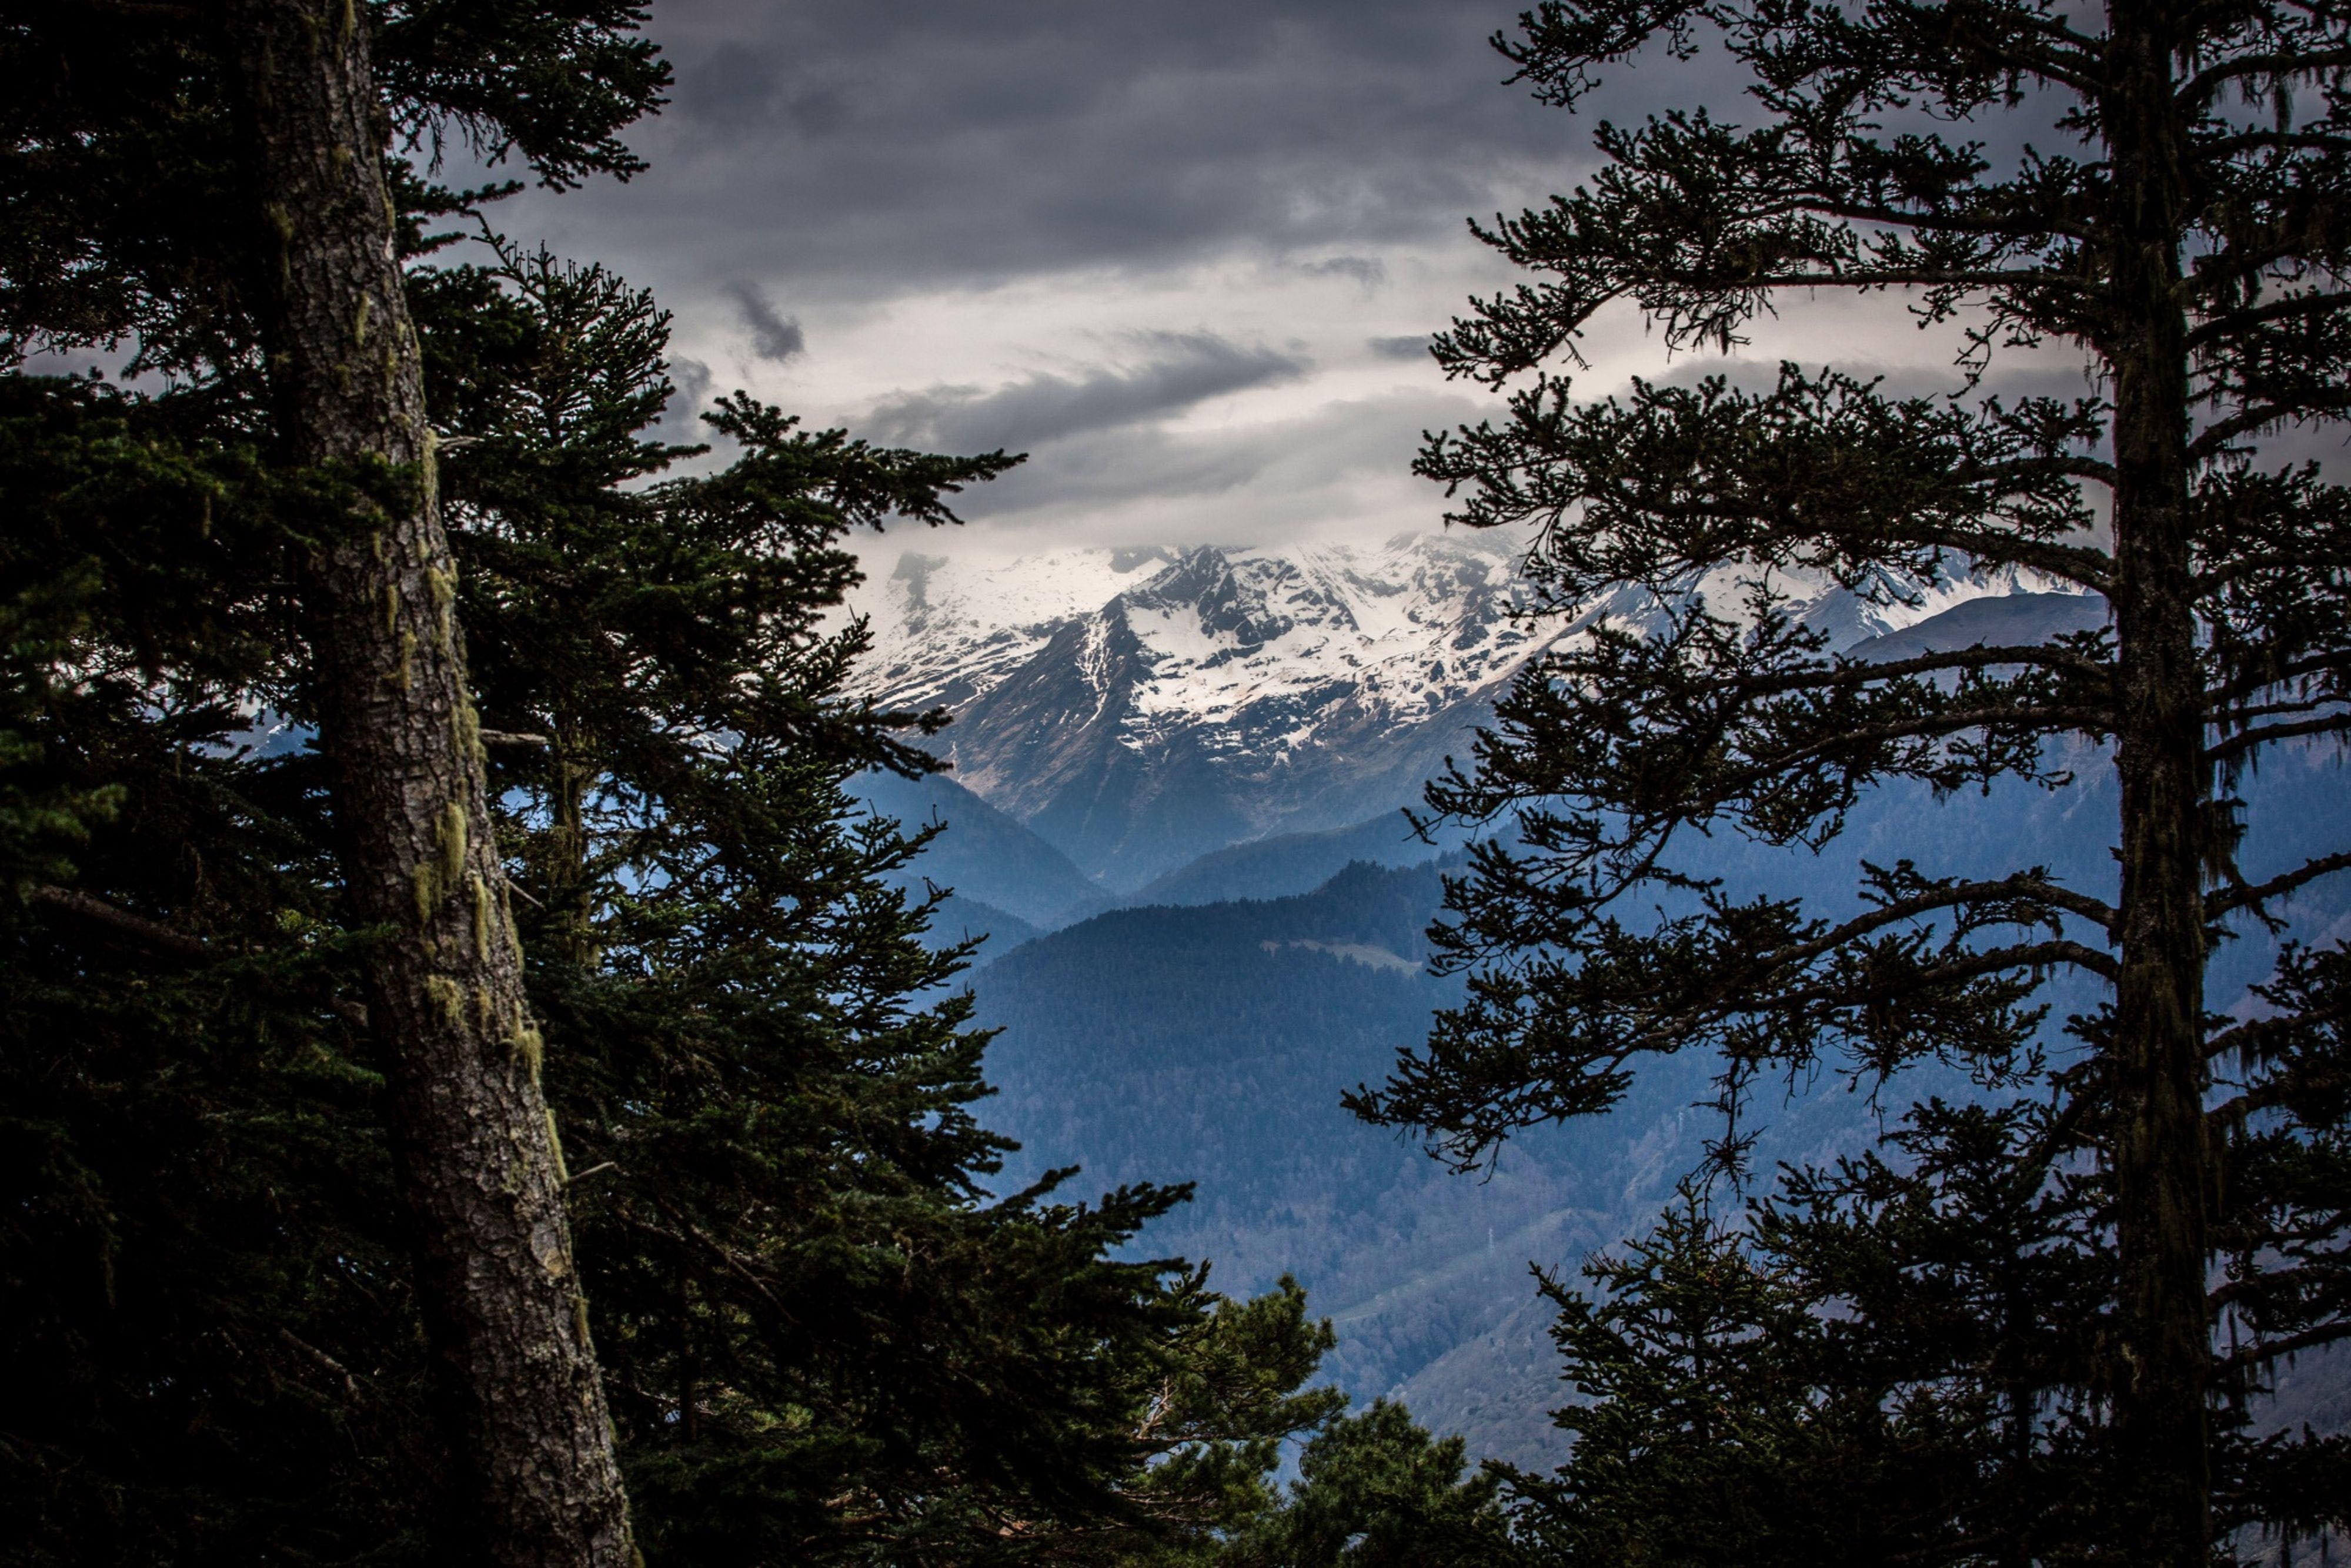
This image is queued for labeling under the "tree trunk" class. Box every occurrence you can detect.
[2102,5,2212,1562]
[225,6,637,1564]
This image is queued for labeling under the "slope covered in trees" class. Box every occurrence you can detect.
[962,725,2347,1476]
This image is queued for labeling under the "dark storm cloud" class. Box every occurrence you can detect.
[867,332,1308,454]
[724,282,804,360]
[510,0,1705,298]
[1368,334,1432,360]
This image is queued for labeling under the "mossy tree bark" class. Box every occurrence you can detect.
[2102,8,2212,1557]
[225,4,637,1563]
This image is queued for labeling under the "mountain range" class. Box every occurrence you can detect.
[839,537,2346,1468]
[844,534,2083,891]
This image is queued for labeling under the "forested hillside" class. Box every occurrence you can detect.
[966,859,1839,1462]
[963,740,2351,1469]
[972,863,1591,1462]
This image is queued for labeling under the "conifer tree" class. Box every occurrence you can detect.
[1507,1117,2106,1566]
[1510,1078,2349,1563]
[1510,1181,1846,1566]
[413,235,1345,1563]
[1347,5,2351,1559]
[3,8,1347,1562]
[0,222,1348,1561]
[224,8,638,1556]
[0,372,449,1562]
[4,6,673,1561]
[1214,1399,1519,1568]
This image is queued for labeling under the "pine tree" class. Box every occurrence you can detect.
[1752,1098,2116,1563]
[1213,1399,1520,1568]
[1508,1181,1845,1567]
[4,10,1349,1562]
[1505,1113,2105,1566]
[222,9,637,1556]
[4,6,673,1561]
[0,363,453,1559]
[1507,1080,2349,1564]
[1345,5,2351,1560]
[0,223,1347,1560]
[413,235,1345,1563]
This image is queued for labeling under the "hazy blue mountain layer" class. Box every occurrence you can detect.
[919,892,1040,954]
[849,768,1103,928]
[967,862,1896,1465]
[960,742,2350,1466]
[854,574,2122,912]
[859,582,2347,1464]
[1103,811,1462,911]
[1848,590,2109,664]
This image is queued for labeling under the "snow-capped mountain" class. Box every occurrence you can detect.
[844,533,2086,890]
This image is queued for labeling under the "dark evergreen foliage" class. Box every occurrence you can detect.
[415,238,1340,1563]
[1214,1400,1518,1568]
[1515,1072,2351,1565]
[0,236,1351,1559]
[0,373,438,1560]
[0,0,667,376]
[1347,3,2351,1560]
[0,8,1348,1558]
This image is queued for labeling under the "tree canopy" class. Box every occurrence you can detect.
[0,5,1350,1561]
[1350,4,2351,1560]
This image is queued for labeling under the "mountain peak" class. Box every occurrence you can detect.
[844,536,2085,888]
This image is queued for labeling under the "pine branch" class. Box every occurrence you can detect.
[2190,390,2351,460]
[2186,289,2351,350]
[2202,711,2351,766]
[2209,850,2351,921]
[26,883,211,959]
[1729,642,2112,697]
[2180,48,2351,111]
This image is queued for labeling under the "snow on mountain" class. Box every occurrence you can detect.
[843,533,2087,889]
[850,547,1165,714]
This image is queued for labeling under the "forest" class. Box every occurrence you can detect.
[3,3,2349,1566]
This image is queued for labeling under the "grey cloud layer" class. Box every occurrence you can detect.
[515,0,1587,297]
[485,2,1832,547]
[1368,334,1434,360]
[937,386,1487,532]
[866,332,1308,454]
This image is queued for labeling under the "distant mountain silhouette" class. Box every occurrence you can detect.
[1848,589,2108,663]
[860,548,2345,1466]
[844,538,2100,888]
[1088,811,1457,915]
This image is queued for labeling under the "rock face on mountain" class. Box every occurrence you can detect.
[846,534,2092,889]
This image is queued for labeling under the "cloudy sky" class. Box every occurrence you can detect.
[493,0,2032,559]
